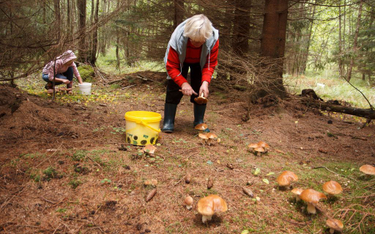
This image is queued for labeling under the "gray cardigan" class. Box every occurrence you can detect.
[164,19,219,79]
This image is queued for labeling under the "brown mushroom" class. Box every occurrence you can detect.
[276,171,298,190]
[194,93,208,105]
[207,132,218,140]
[300,189,327,214]
[323,181,343,197]
[198,132,209,145]
[291,188,304,201]
[142,144,157,155]
[195,123,208,131]
[257,141,270,150]
[197,194,228,223]
[326,218,343,234]
[359,164,375,175]
[248,141,270,155]
[184,195,194,210]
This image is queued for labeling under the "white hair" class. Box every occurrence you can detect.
[183,14,213,42]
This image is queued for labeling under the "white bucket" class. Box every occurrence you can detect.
[78,82,92,95]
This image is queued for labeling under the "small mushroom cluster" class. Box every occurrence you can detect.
[276,170,347,233]
[248,141,270,155]
[181,172,228,224]
[195,123,220,145]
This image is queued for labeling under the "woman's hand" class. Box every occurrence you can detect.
[199,81,209,98]
[181,82,198,96]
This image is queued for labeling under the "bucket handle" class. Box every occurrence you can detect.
[138,120,161,133]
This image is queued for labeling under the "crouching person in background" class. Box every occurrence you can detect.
[42,50,83,94]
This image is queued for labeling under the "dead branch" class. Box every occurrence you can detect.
[300,97,375,124]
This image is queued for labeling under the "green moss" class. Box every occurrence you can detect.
[77,64,95,82]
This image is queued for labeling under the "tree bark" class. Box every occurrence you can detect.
[346,0,363,81]
[232,0,251,57]
[88,0,99,66]
[259,0,288,98]
[77,0,87,62]
[54,0,61,40]
[174,0,184,28]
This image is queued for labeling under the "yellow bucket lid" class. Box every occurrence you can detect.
[125,111,161,123]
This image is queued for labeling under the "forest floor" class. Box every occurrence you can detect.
[0,71,374,234]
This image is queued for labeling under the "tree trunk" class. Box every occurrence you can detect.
[346,0,363,81]
[174,0,184,28]
[302,1,316,74]
[88,0,99,66]
[259,0,288,98]
[232,0,251,57]
[54,0,61,41]
[338,2,343,78]
[77,0,87,62]
[301,97,375,122]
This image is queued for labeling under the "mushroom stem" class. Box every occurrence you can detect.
[186,204,192,210]
[307,203,316,214]
[202,215,212,223]
[329,228,335,234]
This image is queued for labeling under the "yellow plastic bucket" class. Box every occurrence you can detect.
[124,111,161,146]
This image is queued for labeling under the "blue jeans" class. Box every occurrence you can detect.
[42,67,73,87]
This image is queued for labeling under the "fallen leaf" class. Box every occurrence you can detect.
[253,168,261,176]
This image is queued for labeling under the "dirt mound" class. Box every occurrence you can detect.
[0,85,105,161]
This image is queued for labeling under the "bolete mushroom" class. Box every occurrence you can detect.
[276,171,298,190]
[184,195,194,210]
[323,181,343,198]
[195,123,209,132]
[142,144,157,155]
[199,132,218,145]
[326,218,343,234]
[197,194,228,223]
[194,93,208,105]
[257,141,270,150]
[291,188,304,201]
[198,132,209,142]
[300,188,327,214]
[359,164,375,175]
[248,141,270,155]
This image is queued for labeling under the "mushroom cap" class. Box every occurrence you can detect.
[359,164,375,175]
[198,132,209,140]
[197,194,228,216]
[248,143,259,149]
[323,181,343,195]
[277,171,299,186]
[194,96,208,105]
[291,188,304,196]
[207,133,218,139]
[300,189,327,204]
[142,144,157,154]
[326,218,343,231]
[195,123,208,131]
[255,147,266,153]
[257,141,270,149]
[184,195,194,206]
